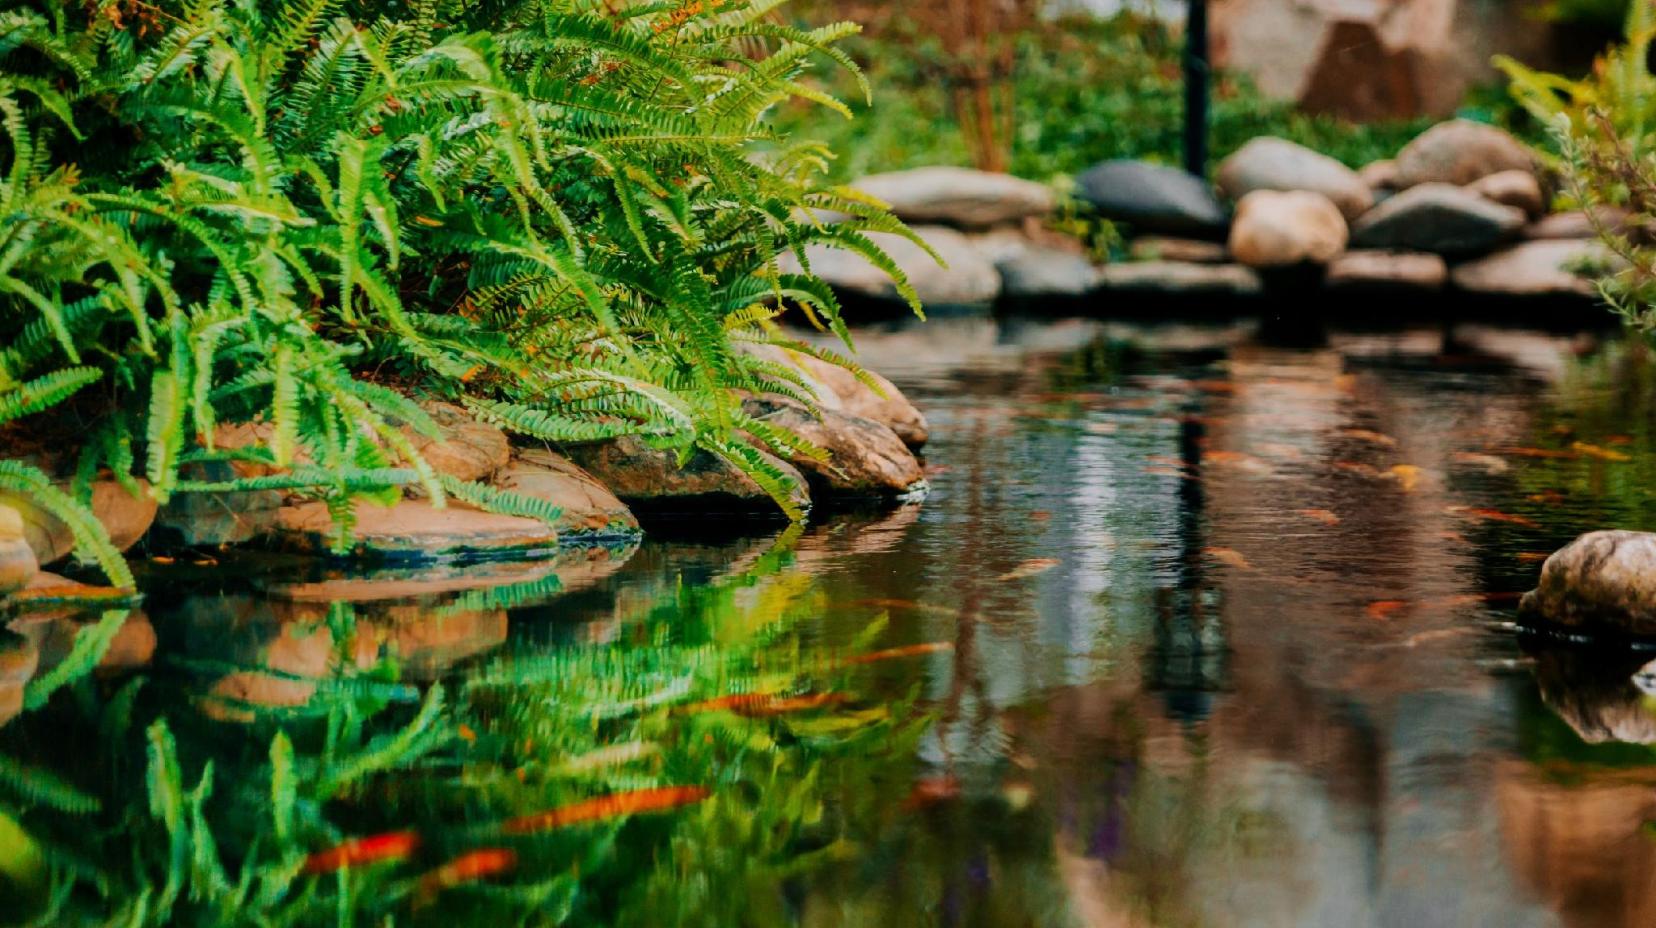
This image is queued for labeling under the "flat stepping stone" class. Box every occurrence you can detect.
[274,500,558,561]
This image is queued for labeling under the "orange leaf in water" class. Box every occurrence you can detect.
[1516,552,1551,563]
[1338,428,1398,448]
[1386,464,1423,492]
[1492,446,1577,459]
[302,831,421,874]
[843,642,954,666]
[502,786,711,835]
[414,848,516,904]
[1571,441,1631,462]
[1366,600,1409,622]
[1204,547,1253,570]
[996,558,1060,582]
[1449,507,1540,529]
[1296,508,1341,526]
[1450,452,1510,475]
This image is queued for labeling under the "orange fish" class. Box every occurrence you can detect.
[414,848,516,903]
[1204,547,1253,570]
[302,831,421,874]
[1571,441,1631,462]
[1449,507,1540,529]
[1296,508,1340,526]
[995,558,1061,582]
[1516,552,1551,563]
[1386,464,1423,492]
[1526,490,1567,506]
[1450,452,1510,475]
[682,692,847,717]
[842,641,954,666]
[1332,460,1381,478]
[1492,446,1577,460]
[1366,600,1409,622]
[902,775,963,810]
[1338,429,1398,448]
[501,786,711,835]
[1202,450,1269,473]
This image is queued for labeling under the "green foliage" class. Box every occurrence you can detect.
[0,0,920,567]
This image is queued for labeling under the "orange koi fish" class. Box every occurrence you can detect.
[1204,547,1253,570]
[995,558,1061,582]
[841,642,954,666]
[301,830,422,874]
[501,786,711,835]
[1296,508,1340,526]
[414,848,516,902]
[1570,441,1631,462]
[1449,507,1540,529]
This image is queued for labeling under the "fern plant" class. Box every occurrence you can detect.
[0,0,923,574]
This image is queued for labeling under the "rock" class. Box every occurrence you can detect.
[1349,183,1525,254]
[0,634,36,728]
[851,167,1055,228]
[1325,250,1448,290]
[1450,239,1617,297]
[989,237,1102,298]
[1525,207,1631,241]
[154,461,283,547]
[1358,159,1401,192]
[1532,648,1656,745]
[488,448,639,540]
[0,505,37,595]
[1217,137,1373,221]
[743,342,930,449]
[1468,169,1546,219]
[1520,531,1656,637]
[273,499,559,561]
[742,398,927,503]
[1075,160,1228,238]
[0,478,156,566]
[7,572,152,675]
[1128,237,1230,263]
[780,225,1001,308]
[1396,120,1536,188]
[405,402,511,484]
[1227,190,1348,267]
[1095,261,1263,294]
[362,604,508,681]
[564,435,811,517]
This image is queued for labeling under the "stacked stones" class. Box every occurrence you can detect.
[1080,120,1622,299]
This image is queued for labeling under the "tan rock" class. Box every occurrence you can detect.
[1358,159,1401,191]
[0,505,37,595]
[564,435,811,517]
[489,448,639,538]
[1325,250,1448,289]
[779,225,1001,308]
[750,345,930,450]
[742,398,927,502]
[1227,190,1349,267]
[273,499,559,559]
[0,479,156,565]
[1520,531,1656,635]
[0,636,37,728]
[852,167,1055,228]
[1451,240,1619,297]
[1524,207,1631,241]
[1396,120,1536,188]
[1468,169,1546,218]
[1096,262,1264,294]
[405,402,511,484]
[1218,137,1373,221]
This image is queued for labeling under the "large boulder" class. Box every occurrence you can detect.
[1450,240,1617,297]
[742,398,927,503]
[0,478,156,565]
[1520,531,1656,636]
[851,167,1055,228]
[0,505,38,596]
[564,435,811,518]
[1096,261,1263,294]
[154,461,283,547]
[487,448,639,540]
[1325,250,1447,290]
[404,402,511,484]
[1395,120,1536,188]
[1217,137,1373,221]
[780,226,1001,308]
[273,499,559,561]
[1227,190,1348,267]
[1075,160,1228,238]
[1467,169,1546,219]
[1349,183,1525,255]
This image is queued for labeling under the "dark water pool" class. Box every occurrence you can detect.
[6,315,1656,927]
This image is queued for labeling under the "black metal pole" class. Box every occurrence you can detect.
[1183,0,1210,178]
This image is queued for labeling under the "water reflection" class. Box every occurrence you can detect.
[6,315,1656,926]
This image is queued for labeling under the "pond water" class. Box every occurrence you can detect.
[6,314,1656,927]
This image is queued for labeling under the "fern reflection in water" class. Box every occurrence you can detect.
[0,531,934,925]
[0,0,926,565]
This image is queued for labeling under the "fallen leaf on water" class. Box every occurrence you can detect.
[302,831,422,874]
[1516,552,1551,563]
[996,558,1061,582]
[1366,600,1409,622]
[1447,506,1540,529]
[1204,547,1253,570]
[1571,441,1632,462]
[842,642,954,666]
[1450,451,1510,475]
[502,786,711,835]
[1296,508,1341,526]
[1338,428,1398,448]
[1386,464,1423,492]
[414,849,516,904]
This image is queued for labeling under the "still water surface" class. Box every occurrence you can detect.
[6,315,1656,927]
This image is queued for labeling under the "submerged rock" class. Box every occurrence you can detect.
[565,435,811,518]
[742,398,927,503]
[852,167,1055,228]
[1325,250,1448,289]
[1076,160,1229,238]
[780,225,1001,308]
[1450,240,1617,297]
[1349,183,1525,255]
[1395,120,1536,188]
[488,448,639,540]
[1227,190,1348,267]
[1217,137,1373,221]
[1520,531,1656,637]
[0,505,38,595]
[273,499,559,561]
